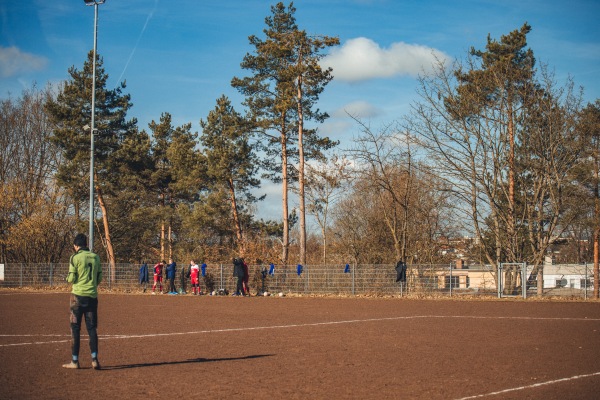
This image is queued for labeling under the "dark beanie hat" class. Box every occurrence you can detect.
[73,233,88,247]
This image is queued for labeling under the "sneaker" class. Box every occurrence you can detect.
[152,292,156,295]
[91,358,101,370]
[62,361,80,369]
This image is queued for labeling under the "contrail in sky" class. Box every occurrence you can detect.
[116,0,159,86]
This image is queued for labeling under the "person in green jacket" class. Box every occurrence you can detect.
[62,233,102,370]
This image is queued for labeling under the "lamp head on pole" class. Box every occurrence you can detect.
[84,0,105,5]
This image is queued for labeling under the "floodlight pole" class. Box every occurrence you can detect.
[85,0,105,251]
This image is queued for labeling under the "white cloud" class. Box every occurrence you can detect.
[322,37,451,82]
[320,118,354,138]
[334,100,382,119]
[0,46,48,78]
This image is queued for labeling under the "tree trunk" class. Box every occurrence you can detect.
[281,117,289,265]
[594,233,599,299]
[95,182,115,284]
[168,224,172,260]
[400,142,412,261]
[594,163,599,299]
[507,102,516,263]
[297,66,306,266]
[536,265,544,296]
[228,178,244,255]
[504,266,518,295]
[160,192,165,261]
[321,223,326,264]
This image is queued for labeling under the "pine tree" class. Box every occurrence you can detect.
[108,126,155,261]
[232,2,338,264]
[46,51,137,274]
[147,112,204,260]
[200,95,261,255]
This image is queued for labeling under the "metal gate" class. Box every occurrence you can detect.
[498,263,527,299]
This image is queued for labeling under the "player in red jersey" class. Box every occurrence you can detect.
[152,260,165,294]
[189,260,200,295]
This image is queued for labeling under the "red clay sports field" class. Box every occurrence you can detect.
[1,291,599,399]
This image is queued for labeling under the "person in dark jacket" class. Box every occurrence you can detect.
[232,258,245,296]
[166,258,177,295]
[139,261,149,292]
[395,260,407,283]
[179,262,187,294]
[242,258,250,296]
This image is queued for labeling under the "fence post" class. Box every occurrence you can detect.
[585,262,588,301]
[399,265,403,297]
[305,265,309,294]
[449,263,453,297]
[219,264,223,292]
[351,264,355,296]
[49,263,53,288]
[522,263,527,300]
[20,263,23,288]
[497,264,502,298]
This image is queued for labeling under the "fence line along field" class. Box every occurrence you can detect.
[1,262,596,299]
[1,291,599,399]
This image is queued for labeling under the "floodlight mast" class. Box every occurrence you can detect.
[84,0,105,251]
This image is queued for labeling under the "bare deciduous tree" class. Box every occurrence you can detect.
[409,28,584,294]
[0,85,74,263]
[305,155,350,263]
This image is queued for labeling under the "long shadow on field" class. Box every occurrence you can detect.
[102,354,273,370]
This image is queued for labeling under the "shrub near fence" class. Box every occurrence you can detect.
[0,263,595,299]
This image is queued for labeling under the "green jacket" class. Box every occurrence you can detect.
[67,248,102,298]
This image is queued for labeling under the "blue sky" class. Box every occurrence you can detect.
[2,0,599,222]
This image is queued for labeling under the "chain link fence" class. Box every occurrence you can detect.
[0,262,595,299]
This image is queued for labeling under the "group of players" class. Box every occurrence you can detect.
[141,258,250,296]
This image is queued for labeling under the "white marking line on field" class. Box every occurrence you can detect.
[1,314,599,348]
[0,334,69,337]
[0,291,62,295]
[454,371,600,399]
[0,339,73,347]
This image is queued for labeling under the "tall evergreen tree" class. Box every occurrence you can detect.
[287,24,339,265]
[108,126,155,261]
[46,51,137,272]
[147,112,204,260]
[167,120,206,258]
[200,95,261,255]
[231,2,338,264]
